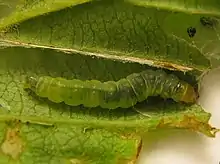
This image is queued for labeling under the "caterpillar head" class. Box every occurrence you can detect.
[173,82,197,103]
[24,76,38,92]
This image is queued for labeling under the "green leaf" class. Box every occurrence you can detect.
[0,0,92,26]
[129,0,220,14]
[0,0,214,71]
[127,1,220,68]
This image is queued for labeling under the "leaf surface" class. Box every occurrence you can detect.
[1,0,216,71]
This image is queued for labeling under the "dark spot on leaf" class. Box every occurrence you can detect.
[200,17,218,28]
[187,27,196,38]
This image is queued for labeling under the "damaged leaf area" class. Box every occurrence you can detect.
[1,126,23,160]
[0,0,219,164]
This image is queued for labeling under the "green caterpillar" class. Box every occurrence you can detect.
[24,70,197,109]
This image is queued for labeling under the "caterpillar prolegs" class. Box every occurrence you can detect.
[24,70,197,109]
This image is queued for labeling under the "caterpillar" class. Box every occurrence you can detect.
[24,70,197,109]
